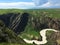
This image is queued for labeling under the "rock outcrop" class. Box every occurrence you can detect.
[47,32,60,45]
[31,16,60,31]
[0,13,29,34]
[0,20,26,44]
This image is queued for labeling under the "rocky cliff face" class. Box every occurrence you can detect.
[31,15,60,31]
[0,12,60,33]
[47,32,60,45]
[0,13,29,34]
[0,20,26,44]
[0,12,60,45]
[0,13,30,44]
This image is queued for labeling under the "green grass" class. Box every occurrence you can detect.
[20,23,40,40]
[0,43,21,45]
[46,30,54,36]
[0,43,34,45]
[0,9,60,18]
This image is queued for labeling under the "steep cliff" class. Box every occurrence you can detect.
[0,13,29,34]
[0,12,60,45]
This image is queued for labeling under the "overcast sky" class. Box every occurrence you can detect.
[0,0,60,9]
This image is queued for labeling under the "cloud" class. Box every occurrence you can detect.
[32,0,48,6]
[0,2,35,9]
[40,2,51,7]
[0,0,60,9]
[42,0,60,8]
[49,0,60,4]
[32,0,60,8]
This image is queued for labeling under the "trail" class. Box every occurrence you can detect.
[23,29,58,45]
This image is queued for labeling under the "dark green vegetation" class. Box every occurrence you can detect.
[0,9,60,45]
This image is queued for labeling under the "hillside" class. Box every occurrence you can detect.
[0,9,60,45]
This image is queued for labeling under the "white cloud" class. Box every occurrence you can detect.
[40,2,51,7]
[49,0,60,4]
[0,0,60,9]
[0,2,35,9]
[48,0,60,7]
[32,0,60,8]
[32,0,48,6]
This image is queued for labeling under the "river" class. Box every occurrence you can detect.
[23,29,58,45]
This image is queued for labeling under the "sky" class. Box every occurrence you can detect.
[0,0,60,9]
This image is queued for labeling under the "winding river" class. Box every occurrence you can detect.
[23,29,59,45]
